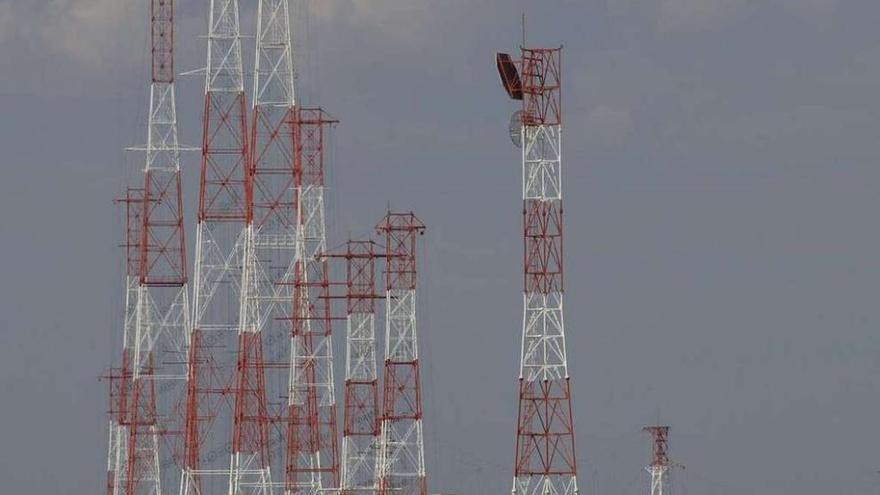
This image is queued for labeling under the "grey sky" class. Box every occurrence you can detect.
[2,0,880,493]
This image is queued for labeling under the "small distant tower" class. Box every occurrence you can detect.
[495,43,579,495]
[375,212,428,495]
[643,426,671,495]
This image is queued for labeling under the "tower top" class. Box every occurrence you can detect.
[643,426,671,469]
[151,0,174,83]
[495,46,562,125]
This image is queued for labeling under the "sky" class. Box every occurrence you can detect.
[2,0,880,493]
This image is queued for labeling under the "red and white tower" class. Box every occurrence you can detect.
[105,188,144,495]
[181,0,249,493]
[286,107,340,494]
[496,45,579,495]
[226,0,298,492]
[375,212,428,495]
[643,426,671,495]
[120,0,193,492]
[331,240,382,494]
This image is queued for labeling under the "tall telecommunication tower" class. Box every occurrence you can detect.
[286,107,340,494]
[226,0,298,492]
[375,212,428,495]
[181,0,249,493]
[643,426,671,495]
[120,0,193,492]
[496,44,580,495]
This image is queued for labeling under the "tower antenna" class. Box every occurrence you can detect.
[286,106,342,494]
[375,211,428,495]
[496,38,578,495]
[119,0,193,491]
[323,240,383,494]
[643,426,682,495]
[180,0,250,492]
[225,0,299,491]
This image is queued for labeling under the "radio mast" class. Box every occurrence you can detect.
[180,0,249,493]
[495,43,580,495]
[375,212,428,495]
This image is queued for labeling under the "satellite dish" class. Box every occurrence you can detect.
[509,110,523,148]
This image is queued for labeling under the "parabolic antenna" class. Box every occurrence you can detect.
[509,110,523,148]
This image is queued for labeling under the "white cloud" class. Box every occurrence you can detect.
[311,0,426,21]
[9,0,441,71]
[658,0,742,28]
[36,0,138,67]
[306,0,433,42]
[657,0,841,29]
[0,2,16,44]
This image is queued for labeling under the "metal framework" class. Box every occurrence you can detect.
[643,426,670,495]
[106,188,143,495]
[104,3,446,495]
[324,241,382,494]
[107,1,193,493]
[181,0,249,493]
[286,107,340,494]
[375,212,427,495]
[227,0,298,492]
[497,46,579,495]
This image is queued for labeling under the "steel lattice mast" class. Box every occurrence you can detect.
[375,212,428,495]
[285,107,340,494]
[644,426,670,495]
[496,45,579,495]
[180,0,249,492]
[117,0,193,493]
[105,188,144,495]
[225,0,298,492]
[326,240,382,494]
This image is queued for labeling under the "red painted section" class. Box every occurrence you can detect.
[181,329,204,493]
[523,199,563,294]
[125,356,159,495]
[151,0,174,83]
[140,167,187,287]
[519,47,562,126]
[514,378,578,477]
[644,426,670,468]
[250,106,295,228]
[231,331,271,462]
[116,188,144,278]
[198,92,250,222]
[341,240,380,440]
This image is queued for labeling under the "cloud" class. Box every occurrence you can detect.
[658,0,745,29]
[36,0,138,67]
[657,0,841,29]
[311,0,428,21]
[0,2,16,44]
[7,0,443,72]
[305,0,434,42]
